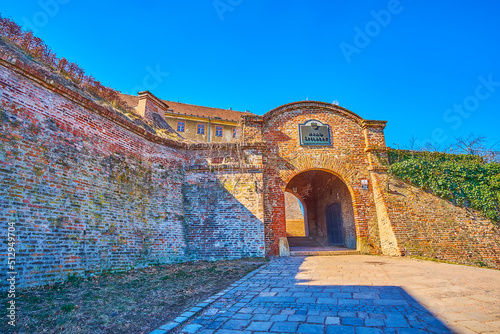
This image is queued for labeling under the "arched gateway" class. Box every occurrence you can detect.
[4,50,500,291]
[285,170,357,249]
[242,101,390,256]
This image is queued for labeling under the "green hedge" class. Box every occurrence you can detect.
[388,151,500,222]
[388,149,484,165]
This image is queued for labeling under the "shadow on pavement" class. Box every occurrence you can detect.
[186,257,453,333]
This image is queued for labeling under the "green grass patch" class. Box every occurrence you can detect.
[0,258,266,334]
[60,303,76,312]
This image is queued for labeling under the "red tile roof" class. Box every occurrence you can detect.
[119,93,254,122]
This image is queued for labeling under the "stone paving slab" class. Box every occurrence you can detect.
[153,256,500,334]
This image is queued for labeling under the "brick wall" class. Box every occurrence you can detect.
[183,170,265,260]
[0,62,190,289]
[2,44,498,292]
[373,174,500,268]
[261,103,386,255]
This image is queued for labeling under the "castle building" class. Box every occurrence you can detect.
[119,91,250,143]
[1,47,499,290]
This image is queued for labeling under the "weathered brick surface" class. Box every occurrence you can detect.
[0,52,272,290]
[0,54,271,289]
[1,44,499,292]
[183,171,265,260]
[260,103,386,255]
[0,64,188,289]
[373,174,500,268]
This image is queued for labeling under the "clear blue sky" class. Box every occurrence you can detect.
[2,1,499,150]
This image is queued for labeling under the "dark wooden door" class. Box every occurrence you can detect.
[326,203,344,245]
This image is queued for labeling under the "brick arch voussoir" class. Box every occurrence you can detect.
[279,155,360,195]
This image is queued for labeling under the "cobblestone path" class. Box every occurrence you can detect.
[169,256,500,334]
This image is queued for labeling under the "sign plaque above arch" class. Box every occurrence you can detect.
[299,119,332,146]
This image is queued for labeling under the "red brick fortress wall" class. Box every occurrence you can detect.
[260,102,388,255]
[0,58,188,289]
[183,170,265,260]
[182,144,265,260]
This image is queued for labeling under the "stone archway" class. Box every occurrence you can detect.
[284,170,357,249]
[279,156,366,248]
[263,155,373,256]
[261,101,387,256]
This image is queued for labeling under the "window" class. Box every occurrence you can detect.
[177,121,185,132]
[233,128,237,138]
[197,124,205,135]
[215,126,223,137]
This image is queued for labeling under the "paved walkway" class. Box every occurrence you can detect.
[174,256,500,334]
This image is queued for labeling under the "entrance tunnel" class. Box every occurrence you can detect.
[285,170,357,249]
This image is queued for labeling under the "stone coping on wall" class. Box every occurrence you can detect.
[361,120,388,129]
[264,101,361,121]
[0,51,266,153]
[369,166,389,172]
[186,163,263,172]
[365,146,389,152]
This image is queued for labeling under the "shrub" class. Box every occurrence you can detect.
[0,14,132,113]
[389,153,500,222]
[388,149,484,165]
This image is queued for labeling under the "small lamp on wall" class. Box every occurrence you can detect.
[254,181,262,194]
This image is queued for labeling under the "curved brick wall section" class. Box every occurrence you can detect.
[0,63,188,289]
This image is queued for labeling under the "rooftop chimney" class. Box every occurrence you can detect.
[137,91,169,120]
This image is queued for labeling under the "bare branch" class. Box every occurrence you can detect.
[454,133,486,155]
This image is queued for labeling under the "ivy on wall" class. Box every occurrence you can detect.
[388,150,500,222]
[387,149,484,165]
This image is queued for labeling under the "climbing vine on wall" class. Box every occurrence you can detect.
[387,149,484,165]
[388,152,500,222]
